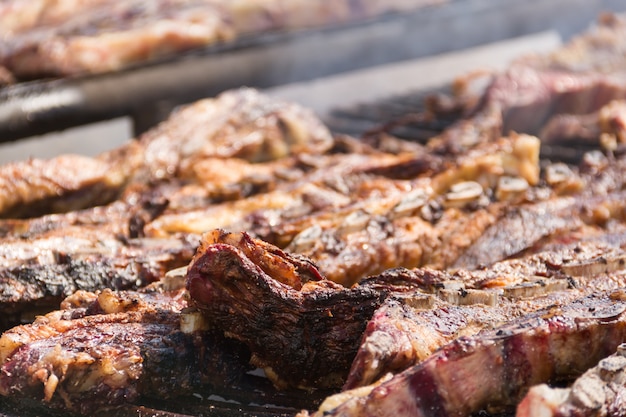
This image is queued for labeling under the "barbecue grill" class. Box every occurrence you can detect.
[2,1,626,417]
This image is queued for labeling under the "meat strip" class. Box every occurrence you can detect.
[0,87,333,219]
[0,0,444,79]
[186,230,385,389]
[345,237,626,389]
[303,289,626,417]
[0,281,252,415]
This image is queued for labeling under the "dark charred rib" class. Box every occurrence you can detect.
[0,234,197,331]
[304,289,626,417]
[0,284,254,416]
[186,230,386,389]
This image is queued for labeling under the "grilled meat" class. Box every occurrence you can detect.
[0,280,253,415]
[517,343,626,417]
[345,236,626,389]
[466,15,626,140]
[187,226,626,393]
[453,190,626,270]
[0,87,333,219]
[0,0,443,80]
[5,13,626,417]
[0,154,130,219]
[0,88,334,327]
[0,0,234,79]
[0,231,197,329]
[186,230,385,389]
[151,132,540,286]
[303,289,626,417]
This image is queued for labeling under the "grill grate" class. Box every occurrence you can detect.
[325,84,470,143]
[325,85,599,165]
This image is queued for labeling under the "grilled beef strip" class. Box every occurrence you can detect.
[301,289,626,417]
[537,99,626,153]
[186,229,386,390]
[187,225,626,393]
[517,342,626,417]
[0,88,333,219]
[0,0,235,79]
[345,236,626,389]
[0,232,198,330]
[0,279,254,416]
[0,0,443,80]
[467,15,626,140]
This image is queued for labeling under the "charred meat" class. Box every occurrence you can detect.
[186,230,385,389]
[5,13,626,417]
[0,281,252,415]
[0,87,333,219]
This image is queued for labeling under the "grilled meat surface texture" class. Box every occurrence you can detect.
[186,230,385,390]
[153,131,540,286]
[0,279,253,416]
[186,223,626,393]
[184,14,626,417]
[0,232,198,330]
[0,87,334,329]
[301,289,626,417]
[517,343,626,417]
[0,86,541,326]
[344,237,626,389]
[0,0,444,81]
[0,87,333,219]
